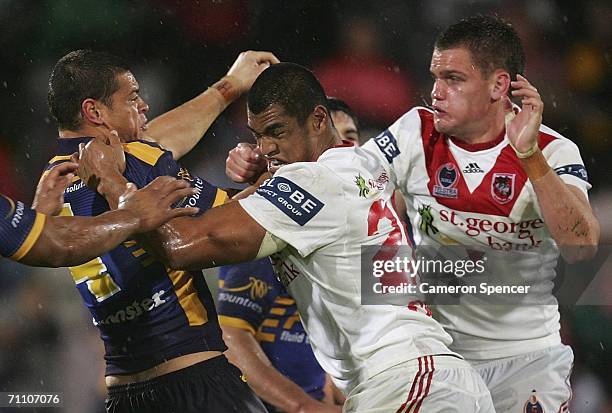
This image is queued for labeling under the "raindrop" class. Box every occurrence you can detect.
[2,81,6,88]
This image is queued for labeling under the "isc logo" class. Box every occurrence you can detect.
[373,130,400,163]
[258,177,324,226]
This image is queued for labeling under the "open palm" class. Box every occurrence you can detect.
[505,74,544,155]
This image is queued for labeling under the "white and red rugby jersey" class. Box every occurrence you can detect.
[363,107,591,360]
[239,144,455,394]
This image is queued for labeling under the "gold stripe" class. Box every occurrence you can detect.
[123,240,137,248]
[123,142,164,166]
[218,315,256,334]
[12,213,47,261]
[132,248,146,258]
[274,297,294,306]
[270,307,286,316]
[212,189,229,208]
[48,155,73,164]
[168,269,208,326]
[256,332,276,342]
[218,279,225,288]
[262,319,279,328]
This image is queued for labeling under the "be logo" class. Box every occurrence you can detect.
[373,130,400,163]
[257,177,324,226]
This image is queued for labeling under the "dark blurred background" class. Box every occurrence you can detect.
[0,1,610,412]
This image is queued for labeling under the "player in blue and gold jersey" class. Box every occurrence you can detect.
[45,49,278,413]
[1,162,195,267]
[218,260,337,413]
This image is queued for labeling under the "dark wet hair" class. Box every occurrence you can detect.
[248,62,328,125]
[435,15,525,80]
[48,49,130,130]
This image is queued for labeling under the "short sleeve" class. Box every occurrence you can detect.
[540,131,592,197]
[0,195,46,260]
[217,259,280,334]
[362,107,422,190]
[238,162,345,257]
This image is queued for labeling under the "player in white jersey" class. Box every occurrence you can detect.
[224,16,600,413]
[78,62,494,413]
[360,16,600,413]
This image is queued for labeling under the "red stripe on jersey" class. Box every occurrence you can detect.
[417,109,559,217]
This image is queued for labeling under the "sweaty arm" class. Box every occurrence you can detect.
[1,177,198,267]
[520,150,599,263]
[505,76,599,263]
[143,51,279,160]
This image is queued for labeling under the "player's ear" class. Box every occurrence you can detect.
[490,69,510,101]
[311,105,328,133]
[82,98,105,125]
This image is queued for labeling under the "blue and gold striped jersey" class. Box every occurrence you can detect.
[46,137,227,376]
[0,194,45,260]
[218,259,326,403]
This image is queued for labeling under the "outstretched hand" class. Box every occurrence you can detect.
[505,74,543,156]
[118,176,200,233]
[32,162,79,215]
[226,51,280,96]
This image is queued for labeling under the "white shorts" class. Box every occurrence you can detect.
[343,355,494,413]
[469,344,573,413]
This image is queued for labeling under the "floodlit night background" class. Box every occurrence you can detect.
[0,1,610,411]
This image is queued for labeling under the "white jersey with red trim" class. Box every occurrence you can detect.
[239,144,455,394]
[363,106,591,360]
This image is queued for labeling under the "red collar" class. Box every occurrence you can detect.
[449,129,505,152]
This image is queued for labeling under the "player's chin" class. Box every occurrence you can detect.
[432,117,454,135]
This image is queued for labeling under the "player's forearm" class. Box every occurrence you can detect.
[142,202,263,270]
[90,170,130,210]
[24,211,139,267]
[522,151,600,262]
[143,76,241,160]
[222,326,321,413]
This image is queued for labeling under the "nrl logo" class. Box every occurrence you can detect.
[418,205,439,236]
[355,174,370,198]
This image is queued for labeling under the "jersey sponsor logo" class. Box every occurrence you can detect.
[433,163,459,198]
[11,201,25,228]
[523,390,544,413]
[355,174,370,198]
[94,289,168,326]
[271,254,301,287]
[373,130,400,163]
[64,181,85,194]
[280,330,307,343]
[554,164,588,182]
[177,167,195,182]
[257,177,324,226]
[368,171,389,190]
[462,162,484,173]
[438,208,544,250]
[218,291,264,314]
[224,276,271,300]
[491,173,516,204]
